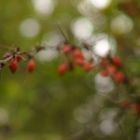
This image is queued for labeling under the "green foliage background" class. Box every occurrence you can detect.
[0,0,140,140]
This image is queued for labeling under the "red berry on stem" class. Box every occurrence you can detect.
[73,48,84,60]
[83,62,93,72]
[27,59,36,73]
[107,64,117,75]
[72,49,85,66]
[9,59,18,73]
[63,44,72,54]
[100,69,109,77]
[112,56,122,67]
[75,58,84,66]
[16,55,22,62]
[58,63,69,76]
[112,71,125,83]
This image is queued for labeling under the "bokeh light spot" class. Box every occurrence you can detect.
[90,0,111,9]
[111,14,133,35]
[93,38,110,57]
[32,0,55,16]
[19,18,40,38]
[71,17,94,40]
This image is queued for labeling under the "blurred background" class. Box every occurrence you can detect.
[0,0,140,140]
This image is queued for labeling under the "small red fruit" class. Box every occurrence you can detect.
[75,58,84,66]
[16,55,22,62]
[9,59,18,73]
[112,56,122,67]
[58,63,69,75]
[100,70,109,77]
[107,64,117,75]
[112,71,125,83]
[83,62,93,72]
[73,48,84,60]
[27,59,36,73]
[63,44,73,54]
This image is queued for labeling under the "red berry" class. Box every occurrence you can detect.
[100,70,109,77]
[16,55,22,62]
[73,48,84,60]
[63,44,73,54]
[112,56,122,67]
[112,71,125,83]
[58,63,69,75]
[9,59,18,73]
[75,58,84,66]
[83,62,93,72]
[107,64,117,75]
[27,59,36,73]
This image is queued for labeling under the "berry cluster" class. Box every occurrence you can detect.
[57,42,125,85]
[0,47,38,74]
[0,42,139,120]
[100,56,125,84]
[0,42,126,87]
[58,43,94,75]
[9,55,35,73]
